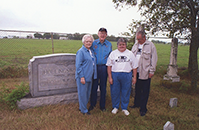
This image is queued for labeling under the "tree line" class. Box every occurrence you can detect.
[33,32,124,42]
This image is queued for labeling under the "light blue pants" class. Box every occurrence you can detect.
[110,72,132,110]
[76,79,92,113]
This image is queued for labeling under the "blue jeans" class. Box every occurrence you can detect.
[134,73,151,113]
[110,72,132,110]
[90,65,107,109]
[76,79,92,113]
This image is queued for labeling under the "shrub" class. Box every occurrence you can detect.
[127,43,134,50]
[3,82,29,109]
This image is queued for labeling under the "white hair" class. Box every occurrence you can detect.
[82,34,94,43]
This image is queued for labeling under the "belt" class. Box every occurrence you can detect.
[97,64,106,66]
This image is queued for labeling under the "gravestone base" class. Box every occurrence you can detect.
[163,74,180,82]
[17,91,100,110]
[17,92,78,110]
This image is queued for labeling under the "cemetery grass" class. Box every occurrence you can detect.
[0,39,199,130]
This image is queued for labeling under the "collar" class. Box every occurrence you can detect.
[135,40,149,46]
[82,45,90,52]
[97,39,107,45]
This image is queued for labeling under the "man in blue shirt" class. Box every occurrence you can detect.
[89,28,112,112]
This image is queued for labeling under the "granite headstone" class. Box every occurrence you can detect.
[28,53,77,97]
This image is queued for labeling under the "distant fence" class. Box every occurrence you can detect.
[0,29,71,54]
[0,29,187,78]
[0,29,75,78]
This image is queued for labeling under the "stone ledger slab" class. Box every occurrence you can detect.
[28,53,77,97]
[17,93,78,110]
[17,91,100,110]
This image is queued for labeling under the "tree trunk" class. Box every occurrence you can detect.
[188,28,199,90]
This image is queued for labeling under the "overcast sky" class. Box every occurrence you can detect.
[0,0,142,36]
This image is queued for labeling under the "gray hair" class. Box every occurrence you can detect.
[82,34,94,43]
[136,31,146,38]
[117,38,127,46]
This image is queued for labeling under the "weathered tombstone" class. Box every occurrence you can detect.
[17,53,78,109]
[163,121,174,130]
[28,53,77,97]
[169,98,178,108]
[163,38,180,82]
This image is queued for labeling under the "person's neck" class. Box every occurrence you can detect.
[100,40,105,44]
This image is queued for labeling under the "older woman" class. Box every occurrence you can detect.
[106,38,138,116]
[75,34,97,115]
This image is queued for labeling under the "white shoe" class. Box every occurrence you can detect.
[111,108,118,114]
[122,110,130,116]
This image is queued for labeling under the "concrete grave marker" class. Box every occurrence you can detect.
[163,38,180,82]
[28,53,77,97]
[163,121,174,130]
[169,98,178,108]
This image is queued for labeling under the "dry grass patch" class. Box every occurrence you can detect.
[0,74,198,130]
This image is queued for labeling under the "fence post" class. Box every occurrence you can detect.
[51,32,54,54]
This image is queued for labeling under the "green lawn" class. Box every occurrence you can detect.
[0,38,198,130]
[0,39,191,68]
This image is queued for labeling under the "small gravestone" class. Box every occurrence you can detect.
[163,121,174,130]
[163,38,180,82]
[169,98,178,108]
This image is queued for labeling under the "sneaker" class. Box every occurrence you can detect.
[122,110,130,116]
[111,108,118,114]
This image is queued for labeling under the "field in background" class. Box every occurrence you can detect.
[0,39,198,130]
[0,38,190,68]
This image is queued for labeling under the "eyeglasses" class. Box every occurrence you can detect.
[137,38,143,41]
[118,43,126,46]
[85,41,92,43]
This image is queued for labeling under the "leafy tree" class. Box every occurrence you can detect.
[92,34,99,40]
[53,33,60,39]
[43,33,51,39]
[34,33,43,39]
[112,0,199,89]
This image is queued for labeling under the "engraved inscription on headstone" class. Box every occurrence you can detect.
[29,53,77,97]
[163,121,174,130]
[38,63,75,91]
[169,98,178,108]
